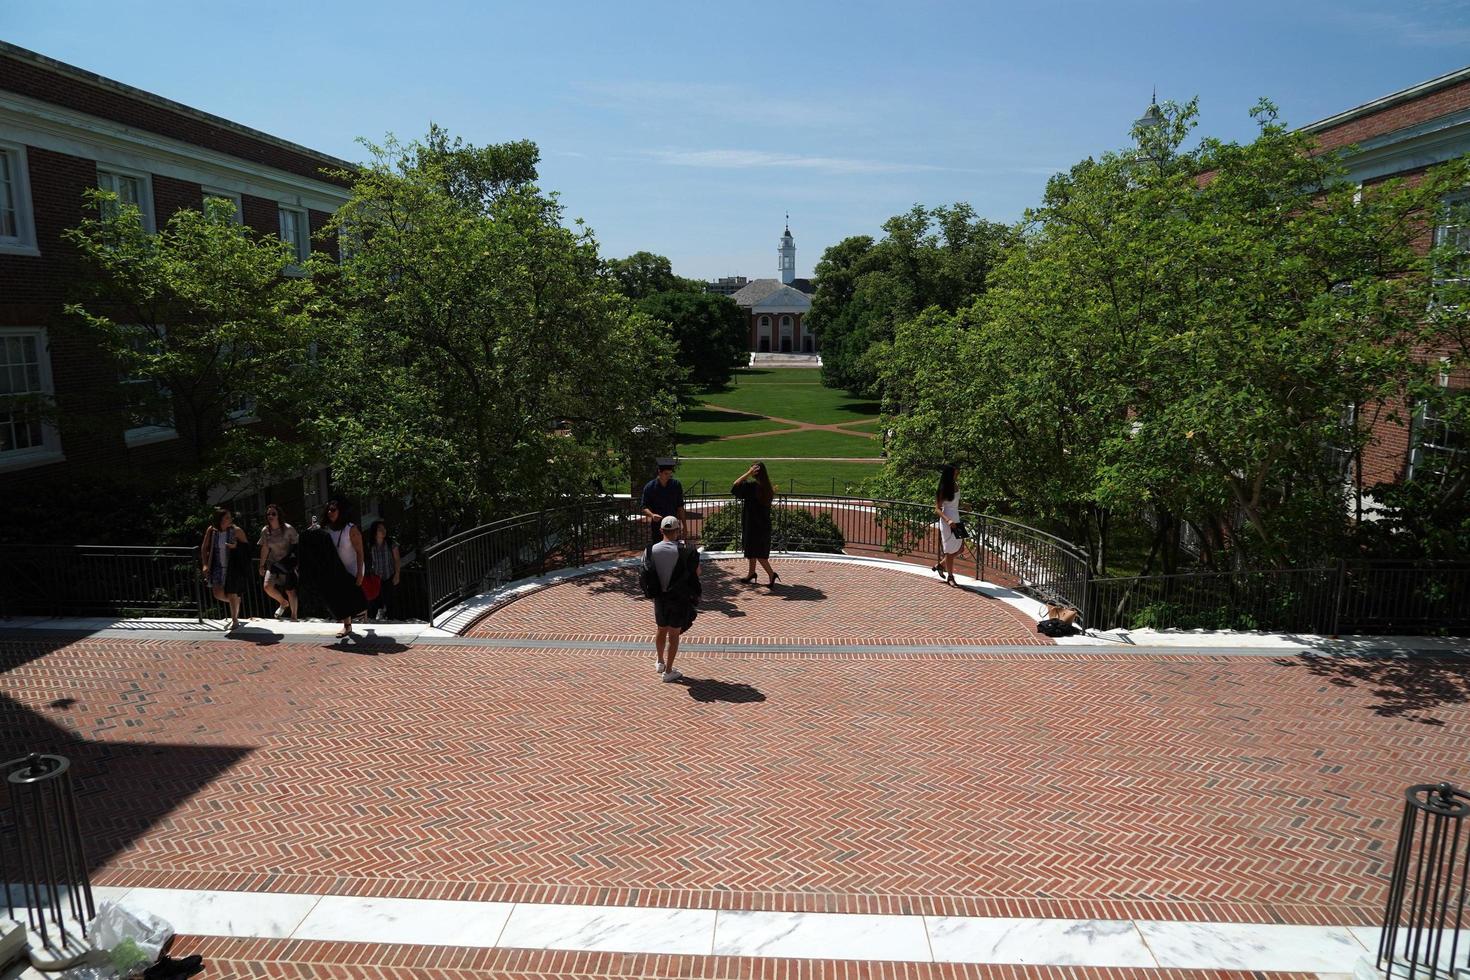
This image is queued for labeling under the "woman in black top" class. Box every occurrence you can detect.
[732,462,779,586]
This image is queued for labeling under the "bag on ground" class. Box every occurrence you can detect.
[88,899,174,974]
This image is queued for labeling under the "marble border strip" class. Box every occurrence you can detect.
[51,887,1379,972]
[0,625,1460,661]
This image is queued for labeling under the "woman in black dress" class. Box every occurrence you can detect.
[732,462,779,586]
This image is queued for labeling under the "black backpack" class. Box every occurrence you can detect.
[640,544,699,601]
[1036,618,1078,637]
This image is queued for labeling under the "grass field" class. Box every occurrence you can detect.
[677,407,797,441]
[697,369,880,425]
[678,428,880,459]
[839,419,885,434]
[675,459,882,496]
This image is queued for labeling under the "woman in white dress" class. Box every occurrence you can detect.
[933,464,963,587]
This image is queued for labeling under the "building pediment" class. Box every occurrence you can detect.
[752,285,812,314]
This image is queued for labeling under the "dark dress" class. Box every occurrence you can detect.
[732,481,772,559]
[297,527,367,619]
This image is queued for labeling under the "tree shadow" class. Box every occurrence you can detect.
[1271,651,1470,726]
[839,398,883,417]
[680,677,766,704]
[691,563,747,618]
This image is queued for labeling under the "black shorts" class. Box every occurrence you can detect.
[653,596,697,631]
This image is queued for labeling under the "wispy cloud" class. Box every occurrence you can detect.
[1333,0,1470,46]
[642,148,976,176]
[575,80,860,128]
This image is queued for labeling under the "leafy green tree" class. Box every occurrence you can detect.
[809,204,1012,397]
[315,132,681,524]
[605,251,703,300]
[878,98,1470,570]
[62,193,323,497]
[636,290,747,389]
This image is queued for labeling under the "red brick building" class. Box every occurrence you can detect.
[1299,65,1470,488]
[727,224,818,353]
[0,42,351,518]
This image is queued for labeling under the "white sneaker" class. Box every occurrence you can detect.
[375,609,387,622]
[655,658,665,673]
[662,668,683,683]
[273,606,287,620]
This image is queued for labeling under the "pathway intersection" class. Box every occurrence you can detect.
[3,557,1467,977]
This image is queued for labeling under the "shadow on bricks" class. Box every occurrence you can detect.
[1272,650,1470,725]
[680,677,767,704]
[1,671,251,879]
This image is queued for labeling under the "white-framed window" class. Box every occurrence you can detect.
[201,187,243,224]
[119,327,177,447]
[0,141,39,256]
[278,205,309,265]
[96,165,155,232]
[0,327,63,471]
[1325,402,1356,483]
[1409,365,1465,483]
[1433,191,1470,287]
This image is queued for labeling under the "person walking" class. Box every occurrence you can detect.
[199,505,249,632]
[323,499,365,637]
[258,504,300,622]
[934,464,965,587]
[364,520,401,621]
[641,515,701,682]
[731,462,779,586]
[640,459,686,544]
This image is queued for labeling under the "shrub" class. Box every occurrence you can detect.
[1129,601,1259,631]
[701,503,846,554]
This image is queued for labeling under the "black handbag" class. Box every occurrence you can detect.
[950,521,970,539]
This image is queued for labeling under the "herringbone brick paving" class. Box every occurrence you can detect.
[5,633,1468,933]
[167,934,1321,980]
[468,559,1050,644]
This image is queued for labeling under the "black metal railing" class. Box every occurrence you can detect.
[0,544,433,624]
[1377,782,1470,980]
[423,494,1092,624]
[0,545,203,620]
[1087,561,1470,634]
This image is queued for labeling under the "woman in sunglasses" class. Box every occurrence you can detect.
[258,504,300,621]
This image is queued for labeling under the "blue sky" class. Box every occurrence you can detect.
[6,1,1469,280]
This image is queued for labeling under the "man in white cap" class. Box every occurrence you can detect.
[641,514,701,681]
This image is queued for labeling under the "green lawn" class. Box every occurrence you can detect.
[679,428,880,459]
[675,459,882,496]
[839,419,885,434]
[699,369,881,425]
[675,408,795,449]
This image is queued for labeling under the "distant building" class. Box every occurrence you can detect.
[706,275,748,296]
[723,223,817,352]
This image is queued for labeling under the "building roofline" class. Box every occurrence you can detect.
[1299,64,1470,134]
[0,40,357,172]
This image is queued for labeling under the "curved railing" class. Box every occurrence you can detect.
[422,494,1092,626]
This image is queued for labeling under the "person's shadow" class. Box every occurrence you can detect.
[679,677,766,703]
[334,629,409,655]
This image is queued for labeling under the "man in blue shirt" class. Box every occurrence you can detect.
[640,460,686,542]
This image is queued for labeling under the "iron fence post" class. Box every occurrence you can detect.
[1081,560,1092,630]
[976,515,986,582]
[537,512,547,576]
[1331,558,1346,637]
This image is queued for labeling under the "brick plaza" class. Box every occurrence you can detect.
[5,559,1469,976]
